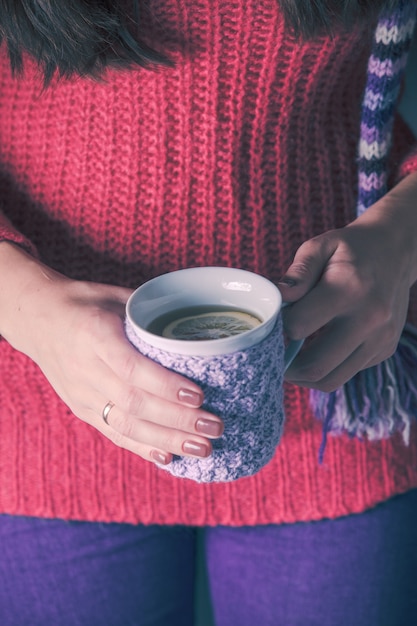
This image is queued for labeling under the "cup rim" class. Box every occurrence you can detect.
[126,267,282,356]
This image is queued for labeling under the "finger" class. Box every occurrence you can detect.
[94,403,214,459]
[83,354,223,436]
[103,379,224,438]
[284,317,373,387]
[94,318,205,407]
[282,283,344,342]
[83,407,175,465]
[282,263,363,341]
[70,355,223,439]
[285,341,376,392]
[278,234,338,303]
[61,352,224,438]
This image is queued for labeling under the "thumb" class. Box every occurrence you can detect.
[278,234,337,303]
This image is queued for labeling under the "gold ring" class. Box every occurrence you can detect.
[102,401,115,425]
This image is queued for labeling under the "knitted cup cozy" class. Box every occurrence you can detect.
[311,0,417,457]
[125,316,285,482]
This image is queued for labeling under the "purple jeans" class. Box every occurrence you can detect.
[1,490,417,626]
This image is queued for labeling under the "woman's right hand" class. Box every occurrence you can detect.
[0,242,224,465]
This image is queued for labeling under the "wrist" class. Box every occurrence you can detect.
[0,241,67,352]
[350,172,417,288]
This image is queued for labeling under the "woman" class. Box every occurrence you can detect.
[0,1,417,624]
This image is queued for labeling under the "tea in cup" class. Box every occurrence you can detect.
[125,267,302,482]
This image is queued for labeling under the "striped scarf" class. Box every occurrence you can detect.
[311,0,417,457]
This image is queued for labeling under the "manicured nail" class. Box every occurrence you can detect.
[178,388,203,407]
[278,277,297,287]
[182,441,210,457]
[150,450,170,465]
[196,417,224,437]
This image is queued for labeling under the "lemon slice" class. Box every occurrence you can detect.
[162,310,261,341]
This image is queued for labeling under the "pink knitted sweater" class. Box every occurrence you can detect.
[1,0,417,525]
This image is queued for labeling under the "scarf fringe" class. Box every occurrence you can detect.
[311,325,417,460]
[313,2,417,458]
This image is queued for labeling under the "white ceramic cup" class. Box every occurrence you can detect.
[126,266,302,366]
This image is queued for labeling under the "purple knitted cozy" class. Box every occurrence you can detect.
[125,317,285,482]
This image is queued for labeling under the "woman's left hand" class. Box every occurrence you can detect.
[279,172,417,392]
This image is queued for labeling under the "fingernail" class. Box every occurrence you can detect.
[182,441,210,458]
[278,277,297,287]
[151,450,170,465]
[196,417,224,437]
[178,388,203,407]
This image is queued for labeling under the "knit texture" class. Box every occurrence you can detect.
[1,0,417,525]
[126,317,285,482]
[358,0,417,213]
[311,1,417,445]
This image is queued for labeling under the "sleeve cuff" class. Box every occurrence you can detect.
[0,210,38,258]
[397,144,417,180]
[390,114,417,185]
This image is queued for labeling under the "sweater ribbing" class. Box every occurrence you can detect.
[1,0,417,525]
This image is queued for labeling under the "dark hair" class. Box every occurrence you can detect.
[0,0,169,84]
[280,0,399,39]
[0,0,400,83]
